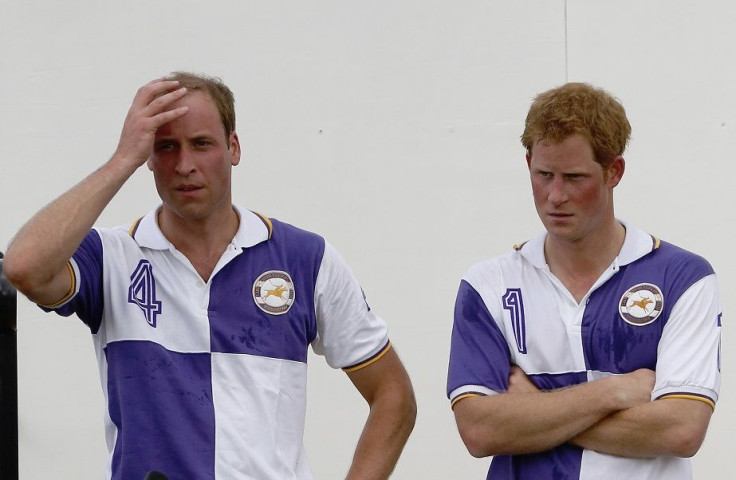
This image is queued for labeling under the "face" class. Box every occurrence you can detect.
[526,133,624,244]
[148,91,240,223]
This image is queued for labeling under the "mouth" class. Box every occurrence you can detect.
[174,184,204,196]
[176,184,202,192]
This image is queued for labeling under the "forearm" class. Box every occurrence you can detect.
[4,156,136,302]
[345,388,416,480]
[454,382,622,456]
[570,398,713,458]
[5,79,188,303]
[345,348,416,479]
[454,367,656,457]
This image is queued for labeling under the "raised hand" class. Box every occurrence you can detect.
[113,78,189,169]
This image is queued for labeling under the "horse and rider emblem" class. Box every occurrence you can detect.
[618,283,663,326]
[253,270,296,315]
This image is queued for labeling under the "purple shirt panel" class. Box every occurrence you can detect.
[447,279,511,396]
[49,230,105,332]
[488,444,583,480]
[582,241,714,373]
[106,341,216,480]
[208,219,324,362]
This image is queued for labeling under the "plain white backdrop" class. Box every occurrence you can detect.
[1,1,734,478]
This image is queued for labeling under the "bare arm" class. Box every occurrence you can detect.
[498,367,712,458]
[570,398,713,458]
[452,366,654,457]
[344,347,416,480]
[3,79,189,305]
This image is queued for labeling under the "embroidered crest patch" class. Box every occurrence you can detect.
[253,270,295,315]
[618,283,663,326]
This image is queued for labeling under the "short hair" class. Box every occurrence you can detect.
[521,82,631,168]
[166,71,236,139]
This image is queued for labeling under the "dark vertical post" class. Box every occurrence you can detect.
[0,252,19,479]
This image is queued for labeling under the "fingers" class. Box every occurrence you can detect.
[133,79,189,123]
[508,365,539,394]
[612,369,655,409]
[113,79,190,168]
[150,103,189,129]
[145,86,189,128]
[131,78,183,109]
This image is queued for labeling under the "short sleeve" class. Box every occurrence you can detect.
[447,279,511,405]
[311,242,389,369]
[652,274,721,407]
[41,229,105,332]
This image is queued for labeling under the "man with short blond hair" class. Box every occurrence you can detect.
[5,73,416,479]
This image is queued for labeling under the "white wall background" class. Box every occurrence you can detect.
[1,1,734,478]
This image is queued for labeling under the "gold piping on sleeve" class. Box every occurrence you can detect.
[41,262,77,308]
[450,393,481,409]
[660,393,715,411]
[342,342,392,373]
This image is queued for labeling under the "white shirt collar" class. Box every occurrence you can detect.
[517,220,658,269]
[129,204,271,250]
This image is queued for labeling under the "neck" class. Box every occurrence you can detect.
[157,205,239,281]
[544,220,626,301]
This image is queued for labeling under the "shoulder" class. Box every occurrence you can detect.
[624,238,717,309]
[462,247,526,292]
[269,217,324,241]
[647,240,715,281]
[89,220,149,250]
[266,217,326,254]
[653,240,713,268]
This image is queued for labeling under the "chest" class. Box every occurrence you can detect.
[98,244,320,363]
[489,266,669,376]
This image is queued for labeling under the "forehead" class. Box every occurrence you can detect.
[530,134,598,169]
[156,91,225,138]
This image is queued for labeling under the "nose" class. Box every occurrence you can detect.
[547,177,568,206]
[174,148,196,176]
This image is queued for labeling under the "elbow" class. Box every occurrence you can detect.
[669,427,707,458]
[1,249,57,301]
[457,422,499,458]
[400,387,418,437]
[1,252,30,293]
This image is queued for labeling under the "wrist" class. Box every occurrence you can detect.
[107,152,145,178]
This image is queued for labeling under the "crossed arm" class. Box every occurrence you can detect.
[453,366,712,459]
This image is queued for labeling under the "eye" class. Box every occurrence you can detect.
[194,139,213,149]
[154,141,175,152]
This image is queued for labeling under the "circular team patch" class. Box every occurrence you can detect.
[253,270,295,315]
[618,283,664,326]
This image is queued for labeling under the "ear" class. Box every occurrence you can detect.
[606,155,625,188]
[147,156,154,171]
[229,132,241,166]
[525,151,532,170]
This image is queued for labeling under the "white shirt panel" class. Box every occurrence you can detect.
[580,450,691,479]
[311,242,389,369]
[212,353,309,480]
[653,274,721,402]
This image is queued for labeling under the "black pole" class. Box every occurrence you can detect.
[0,252,19,480]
